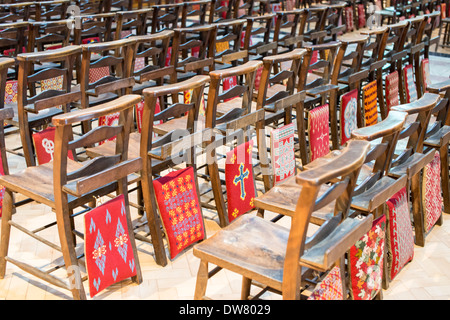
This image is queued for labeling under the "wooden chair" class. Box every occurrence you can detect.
[130,30,175,95]
[0,2,33,22]
[242,14,277,62]
[0,94,144,300]
[27,20,72,53]
[296,41,345,163]
[32,0,70,22]
[273,9,307,55]
[114,8,153,40]
[193,139,373,300]
[208,0,235,24]
[303,6,329,45]
[78,38,137,133]
[213,19,247,70]
[72,13,115,45]
[423,79,450,215]
[181,0,210,28]
[6,46,81,167]
[85,75,211,266]
[233,0,271,19]
[150,3,182,33]
[317,2,347,42]
[169,24,216,85]
[389,92,441,246]
[423,11,441,57]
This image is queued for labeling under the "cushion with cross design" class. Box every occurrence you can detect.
[225,140,256,223]
[32,127,75,165]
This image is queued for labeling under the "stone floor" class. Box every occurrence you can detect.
[1,26,450,301]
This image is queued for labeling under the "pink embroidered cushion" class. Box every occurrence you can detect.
[386,187,414,281]
[308,266,344,300]
[422,151,443,233]
[270,123,295,185]
[385,71,399,111]
[340,89,358,146]
[84,194,138,297]
[308,104,330,161]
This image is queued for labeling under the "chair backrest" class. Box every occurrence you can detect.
[33,0,69,21]
[212,19,247,68]
[114,8,152,40]
[181,0,210,28]
[303,7,328,45]
[242,14,277,60]
[73,13,115,45]
[283,139,371,299]
[0,21,28,58]
[130,30,175,93]
[208,0,235,23]
[16,46,82,167]
[233,0,270,19]
[390,92,440,158]
[273,9,307,54]
[206,60,262,129]
[0,2,33,22]
[27,20,72,52]
[169,24,216,85]
[150,3,182,33]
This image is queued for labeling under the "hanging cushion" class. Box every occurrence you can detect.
[153,166,205,259]
[4,80,18,104]
[98,112,120,145]
[386,187,415,281]
[308,104,330,161]
[385,71,399,111]
[358,4,366,28]
[421,58,431,93]
[349,215,386,300]
[340,88,358,146]
[308,266,343,300]
[89,66,110,84]
[270,123,295,185]
[363,80,378,126]
[84,194,137,298]
[422,151,443,233]
[225,140,256,223]
[404,64,417,103]
[345,6,354,32]
[32,127,75,165]
[222,76,238,102]
[0,153,5,218]
[136,99,161,134]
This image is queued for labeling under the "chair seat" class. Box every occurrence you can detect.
[152,114,206,136]
[424,125,450,148]
[388,152,429,178]
[193,214,288,292]
[254,175,336,225]
[0,159,84,209]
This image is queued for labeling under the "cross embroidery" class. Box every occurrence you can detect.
[233,163,250,201]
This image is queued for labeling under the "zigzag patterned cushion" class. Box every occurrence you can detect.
[349,215,386,300]
[363,80,378,126]
[422,151,443,233]
[308,266,343,300]
[386,187,414,281]
[225,140,256,223]
[153,166,205,259]
[84,194,138,297]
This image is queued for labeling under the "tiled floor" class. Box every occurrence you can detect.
[1,27,450,300]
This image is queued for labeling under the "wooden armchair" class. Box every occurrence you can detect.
[27,20,72,52]
[303,6,328,45]
[389,93,441,246]
[6,46,81,167]
[180,0,210,28]
[150,3,182,33]
[72,13,115,45]
[423,11,441,57]
[208,0,235,24]
[114,8,153,40]
[242,14,277,62]
[0,2,33,22]
[32,0,70,22]
[213,19,247,70]
[0,94,144,300]
[194,139,373,300]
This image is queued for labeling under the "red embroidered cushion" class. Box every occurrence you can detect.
[89,66,110,84]
[340,88,358,146]
[270,123,295,185]
[308,104,330,161]
[404,65,417,103]
[422,151,443,233]
[153,166,205,259]
[358,4,366,28]
[0,153,5,217]
[385,71,399,111]
[98,112,120,145]
[84,194,138,297]
[32,127,75,165]
[363,80,378,126]
[345,7,354,32]
[386,187,414,281]
[422,58,431,93]
[225,140,256,223]
[308,266,343,300]
[222,76,238,102]
[349,215,386,300]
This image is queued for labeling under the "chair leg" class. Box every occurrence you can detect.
[241,276,252,300]
[440,144,450,214]
[0,189,14,278]
[411,172,425,247]
[194,259,209,300]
